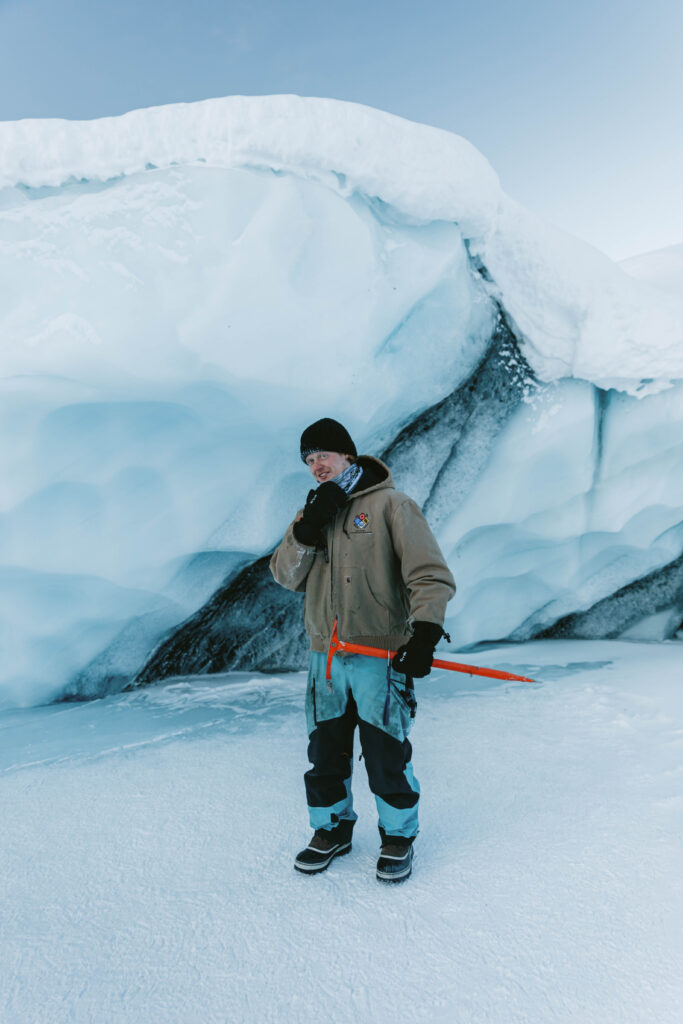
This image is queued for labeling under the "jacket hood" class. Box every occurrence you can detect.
[352,455,394,497]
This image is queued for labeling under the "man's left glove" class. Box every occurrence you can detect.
[392,621,445,678]
[293,481,347,547]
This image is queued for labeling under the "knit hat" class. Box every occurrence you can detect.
[300,418,357,463]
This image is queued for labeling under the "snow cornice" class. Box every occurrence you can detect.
[2,94,681,392]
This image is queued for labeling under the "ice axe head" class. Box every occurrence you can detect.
[326,621,344,680]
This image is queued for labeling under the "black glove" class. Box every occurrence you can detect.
[293,481,347,546]
[392,621,444,678]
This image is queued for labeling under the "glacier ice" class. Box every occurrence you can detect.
[137,316,683,685]
[0,96,682,706]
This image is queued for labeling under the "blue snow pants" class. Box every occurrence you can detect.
[304,650,420,839]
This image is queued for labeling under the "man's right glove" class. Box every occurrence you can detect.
[292,481,347,547]
[392,621,445,678]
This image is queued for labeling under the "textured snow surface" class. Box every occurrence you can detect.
[1,641,682,1023]
[2,95,682,390]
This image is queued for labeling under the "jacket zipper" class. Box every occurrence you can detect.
[329,504,351,628]
[328,519,335,621]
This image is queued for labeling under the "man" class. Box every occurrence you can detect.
[270,418,455,882]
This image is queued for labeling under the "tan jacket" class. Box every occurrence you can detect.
[270,456,456,653]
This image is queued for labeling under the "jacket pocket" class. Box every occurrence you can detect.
[338,567,392,637]
[361,568,392,612]
[361,568,408,634]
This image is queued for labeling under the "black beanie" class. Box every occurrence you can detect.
[300,418,357,463]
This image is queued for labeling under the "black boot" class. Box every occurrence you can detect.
[294,820,354,874]
[376,835,414,882]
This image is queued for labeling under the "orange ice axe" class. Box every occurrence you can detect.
[325,621,535,683]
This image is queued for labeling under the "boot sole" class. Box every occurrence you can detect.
[294,841,352,874]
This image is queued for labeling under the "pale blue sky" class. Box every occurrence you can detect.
[1,0,681,259]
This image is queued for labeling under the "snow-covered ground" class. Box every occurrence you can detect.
[2,639,681,1023]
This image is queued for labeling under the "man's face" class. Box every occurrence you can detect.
[305,450,352,484]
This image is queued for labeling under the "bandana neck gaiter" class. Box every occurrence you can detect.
[333,461,363,495]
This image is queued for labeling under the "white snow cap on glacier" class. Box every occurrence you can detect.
[1,93,681,394]
[621,243,683,297]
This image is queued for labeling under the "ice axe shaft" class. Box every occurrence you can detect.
[325,622,535,683]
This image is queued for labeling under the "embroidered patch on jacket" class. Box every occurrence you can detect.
[353,513,370,530]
